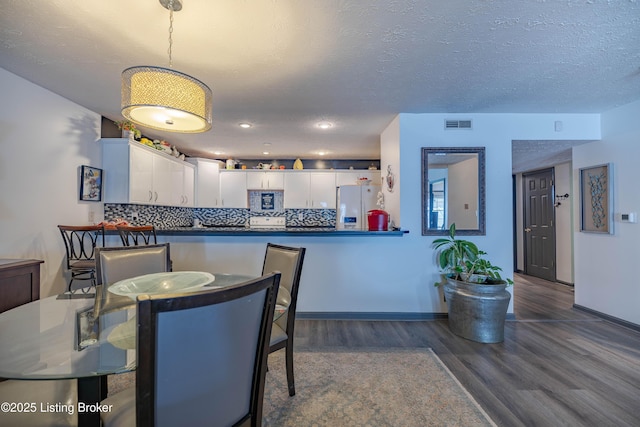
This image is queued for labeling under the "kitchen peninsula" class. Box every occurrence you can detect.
[101,138,412,318]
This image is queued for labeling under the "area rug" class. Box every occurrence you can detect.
[264,348,494,426]
[109,348,495,426]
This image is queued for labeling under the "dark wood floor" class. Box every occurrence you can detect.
[294,274,640,426]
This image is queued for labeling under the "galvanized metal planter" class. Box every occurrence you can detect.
[444,276,511,343]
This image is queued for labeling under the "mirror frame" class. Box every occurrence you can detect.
[421,147,486,236]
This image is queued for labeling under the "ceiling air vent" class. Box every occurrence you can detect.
[445,119,472,130]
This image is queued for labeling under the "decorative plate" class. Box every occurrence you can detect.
[108,271,215,301]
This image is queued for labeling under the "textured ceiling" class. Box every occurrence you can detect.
[1,0,639,166]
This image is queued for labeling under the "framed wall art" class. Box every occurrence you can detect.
[80,165,103,202]
[579,163,613,234]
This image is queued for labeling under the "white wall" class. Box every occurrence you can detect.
[391,113,599,315]
[0,67,102,297]
[554,162,574,284]
[573,100,640,325]
[380,116,401,227]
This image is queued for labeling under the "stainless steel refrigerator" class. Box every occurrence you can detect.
[336,185,381,230]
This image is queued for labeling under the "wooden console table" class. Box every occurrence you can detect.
[0,259,43,313]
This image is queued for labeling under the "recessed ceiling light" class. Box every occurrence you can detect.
[213,151,222,155]
[262,151,270,155]
[316,121,333,129]
[239,123,252,129]
[318,151,326,156]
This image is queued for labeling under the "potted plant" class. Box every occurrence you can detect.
[114,120,141,140]
[433,224,512,343]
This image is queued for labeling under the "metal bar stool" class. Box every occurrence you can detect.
[116,225,157,246]
[58,224,105,291]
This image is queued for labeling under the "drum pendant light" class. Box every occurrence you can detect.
[121,0,212,133]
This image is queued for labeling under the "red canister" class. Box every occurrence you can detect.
[367,210,389,231]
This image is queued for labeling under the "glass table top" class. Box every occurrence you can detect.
[0,272,257,381]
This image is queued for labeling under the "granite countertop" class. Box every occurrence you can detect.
[154,226,408,236]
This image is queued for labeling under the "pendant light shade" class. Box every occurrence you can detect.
[121,66,212,133]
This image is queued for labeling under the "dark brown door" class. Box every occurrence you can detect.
[523,169,556,281]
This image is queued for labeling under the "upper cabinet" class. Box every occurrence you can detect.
[102,138,195,207]
[186,158,221,207]
[219,171,248,208]
[309,172,336,208]
[246,171,284,189]
[171,161,195,207]
[284,171,336,209]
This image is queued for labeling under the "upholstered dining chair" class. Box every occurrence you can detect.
[93,243,171,317]
[116,225,157,246]
[100,272,281,427]
[58,224,105,291]
[262,243,306,396]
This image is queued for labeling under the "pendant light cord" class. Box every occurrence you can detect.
[167,0,174,68]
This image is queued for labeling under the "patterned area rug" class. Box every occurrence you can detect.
[109,348,495,426]
[263,348,495,426]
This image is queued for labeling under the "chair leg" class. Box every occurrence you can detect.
[285,340,295,396]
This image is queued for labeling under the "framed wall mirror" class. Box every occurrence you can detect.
[421,147,486,235]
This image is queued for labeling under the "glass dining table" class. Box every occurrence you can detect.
[0,272,257,427]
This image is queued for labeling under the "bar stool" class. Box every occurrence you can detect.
[116,225,157,246]
[58,224,105,292]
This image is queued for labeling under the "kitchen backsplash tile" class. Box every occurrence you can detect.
[286,209,335,227]
[104,204,335,228]
[194,208,249,226]
[104,204,192,228]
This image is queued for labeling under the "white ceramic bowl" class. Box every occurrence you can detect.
[108,271,215,301]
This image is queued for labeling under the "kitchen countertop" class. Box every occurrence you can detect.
[152,226,409,237]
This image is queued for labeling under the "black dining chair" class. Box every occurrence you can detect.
[58,224,105,291]
[262,243,306,396]
[116,225,157,246]
[100,272,281,427]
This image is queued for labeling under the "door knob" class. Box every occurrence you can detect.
[524,228,532,232]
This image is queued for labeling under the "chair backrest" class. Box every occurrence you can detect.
[95,243,170,287]
[136,272,281,427]
[261,243,306,332]
[117,225,157,246]
[57,225,105,267]
[94,244,171,316]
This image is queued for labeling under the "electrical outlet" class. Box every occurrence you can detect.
[88,211,95,223]
[131,211,139,221]
[298,212,304,221]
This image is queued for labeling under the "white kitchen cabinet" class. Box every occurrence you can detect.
[186,158,221,207]
[284,172,311,208]
[171,161,195,207]
[219,171,248,208]
[284,171,336,209]
[309,172,336,208]
[128,143,173,205]
[246,171,284,189]
[102,138,194,207]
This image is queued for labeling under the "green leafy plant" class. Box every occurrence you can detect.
[114,120,141,139]
[432,223,513,286]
